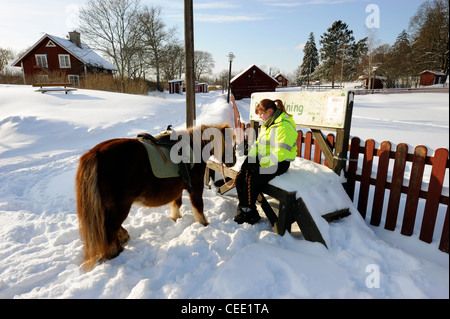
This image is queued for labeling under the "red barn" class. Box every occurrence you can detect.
[419,70,447,86]
[13,31,117,85]
[230,65,279,100]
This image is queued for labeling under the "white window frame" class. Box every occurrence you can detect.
[35,54,48,68]
[46,40,56,47]
[59,54,71,68]
[68,75,80,86]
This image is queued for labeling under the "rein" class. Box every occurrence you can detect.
[220,165,252,206]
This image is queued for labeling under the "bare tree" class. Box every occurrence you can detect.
[79,0,142,92]
[160,41,185,82]
[0,47,14,71]
[194,50,215,81]
[138,5,176,91]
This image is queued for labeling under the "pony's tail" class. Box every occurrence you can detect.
[76,152,108,271]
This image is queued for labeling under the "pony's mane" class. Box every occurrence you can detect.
[182,123,232,147]
[184,123,232,134]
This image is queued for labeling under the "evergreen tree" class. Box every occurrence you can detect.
[319,20,355,87]
[300,32,319,84]
[409,0,449,75]
[384,30,414,87]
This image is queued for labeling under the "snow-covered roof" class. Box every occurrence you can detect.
[230,64,279,84]
[419,70,446,76]
[13,33,118,71]
[358,74,387,80]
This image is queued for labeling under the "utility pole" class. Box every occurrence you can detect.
[184,0,195,128]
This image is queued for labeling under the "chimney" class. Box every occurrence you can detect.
[68,31,81,48]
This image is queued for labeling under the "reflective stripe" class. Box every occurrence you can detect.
[274,142,292,151]
[269,153,278,164]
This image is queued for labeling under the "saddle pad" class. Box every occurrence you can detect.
[137,137,194,179]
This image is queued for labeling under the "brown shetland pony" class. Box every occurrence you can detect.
[76,123,234,270]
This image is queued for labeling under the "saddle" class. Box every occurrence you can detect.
[137,126,195,193]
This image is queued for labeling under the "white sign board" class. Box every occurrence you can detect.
[250,91,352,129]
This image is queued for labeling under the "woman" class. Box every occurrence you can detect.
[234,99,298,224]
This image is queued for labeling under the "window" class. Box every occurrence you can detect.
[59,54,71,68]
[35,54,48,68]
[68,75,79,86]
[46,40,56,47]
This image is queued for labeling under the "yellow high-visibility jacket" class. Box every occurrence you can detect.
[248,111,298,167]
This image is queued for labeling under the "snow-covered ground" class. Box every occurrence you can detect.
[0,84,448,299]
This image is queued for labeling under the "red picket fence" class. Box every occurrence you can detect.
[296,130,449,253]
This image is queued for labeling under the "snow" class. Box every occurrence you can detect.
[0,84,448,299]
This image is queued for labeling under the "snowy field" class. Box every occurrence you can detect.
[0,84,448,299]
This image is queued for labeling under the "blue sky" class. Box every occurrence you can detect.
[0,0,428,76]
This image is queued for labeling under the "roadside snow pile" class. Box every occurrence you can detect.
[0,85,448,299]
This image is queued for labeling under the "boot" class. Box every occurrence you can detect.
[234,206,261,225]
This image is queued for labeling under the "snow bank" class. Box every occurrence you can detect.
[0,85,448,299]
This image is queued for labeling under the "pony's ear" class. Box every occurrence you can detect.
[219,122,231,131]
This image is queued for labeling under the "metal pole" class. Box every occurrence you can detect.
[184,0,195,128]
[227,60,232,103]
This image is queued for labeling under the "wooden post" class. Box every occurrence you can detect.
[184,0,195,128]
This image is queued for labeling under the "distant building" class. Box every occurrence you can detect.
[169,79,183,94]
[359,74,386,89]
[230,65,279,100]
[198,83,208,93]
[13,31,117,85]
[419,70,447,86]
[274,73,289,87]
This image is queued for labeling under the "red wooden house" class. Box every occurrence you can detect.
[230,65,279,100]
[13,31,117,85]
[274,73,289,87]
[419,70,447,86]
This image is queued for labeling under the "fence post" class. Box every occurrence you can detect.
[370,141,391,226]
[385,143,408,231]
[358,139,375,219]
[420,148,449,243]
[346,137,360,201]
[401,145,427,236]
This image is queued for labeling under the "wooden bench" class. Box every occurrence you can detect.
[206,90,355,247]
[33,83,77,94]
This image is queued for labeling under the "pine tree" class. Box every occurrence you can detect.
[409,0,449,75]
[319,20,355,87]
[383,30,414,87]
[300,32,319,84]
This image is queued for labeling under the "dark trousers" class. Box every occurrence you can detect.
[236,159,290,209]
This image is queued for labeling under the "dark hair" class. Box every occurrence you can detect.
[255,99,290,115]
